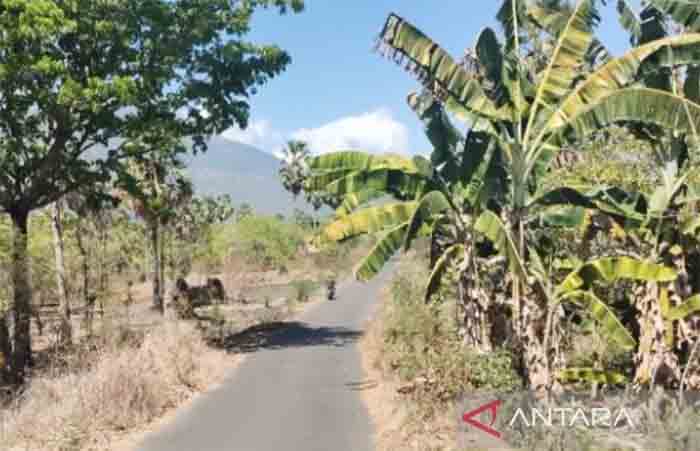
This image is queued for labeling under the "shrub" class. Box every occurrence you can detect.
[233,215,305,269]
[381,257,520,405]
[291,279,318,303]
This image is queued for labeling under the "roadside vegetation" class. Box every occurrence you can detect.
[293,1,700,449]
[7,0,700,450]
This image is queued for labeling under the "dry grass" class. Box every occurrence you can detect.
[360,254,519,451]
[360,285,459,451]
[1,322,233,451]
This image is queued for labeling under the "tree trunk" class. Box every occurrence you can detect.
[458,248,492,352]
[160,226,166,302]
[9,209,32,385]
[513,209,551,393]
[51,201,72,346]
[0,312,11,382]
[633,282,680,386]
[150,221,164,314]
[74,226,93,335]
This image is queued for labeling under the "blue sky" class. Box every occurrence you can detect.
[222,1,639,157]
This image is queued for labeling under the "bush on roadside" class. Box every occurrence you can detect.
[291,279,318,303]
[381,257,520,406]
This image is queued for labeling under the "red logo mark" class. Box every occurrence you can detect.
[462,400,502,439]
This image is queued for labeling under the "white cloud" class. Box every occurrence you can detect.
[221,119,283,152]
[219,108,410,158]
[291,109,410,155]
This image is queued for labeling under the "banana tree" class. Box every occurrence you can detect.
[550,255,700,387]
[376,0,700,390]
[305,89,514,350]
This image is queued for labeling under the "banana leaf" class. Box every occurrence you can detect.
[425,243,465,302]
[404,191,451,251]
[666,294,700,321]
[355,222,408,281]
[557,256,677,294]
[474,210,527,280]
[322,201,418,242]
[559,290,637,350]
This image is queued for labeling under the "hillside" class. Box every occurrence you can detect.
[185,137,314,215]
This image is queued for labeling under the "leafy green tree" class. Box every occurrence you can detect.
[119,153,193,314]
[0,0,302,383]
[171,194,236,276]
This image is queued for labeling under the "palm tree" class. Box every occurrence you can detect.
[279,140,311,199]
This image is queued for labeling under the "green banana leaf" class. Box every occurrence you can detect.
[308,151,417,172]
[424,243,465,302]
[355,222,408,281]
[648,0,700,31]
[527,0,596,138]
[321,201,418,242]
[617,0,641,44]
[563,88,700,143]
[666,294,700,321]
[404,191,451,251]
[497,0,527,52]
[325,169,429,199]
[335,190,385,217]
[474,210,527,281]
[408,90,462,178]
[547,34,700,131]
[529,187,597,208]
[305,168,359,192]
[557,256,677,294]
[475,27,505,99]
[539,206,587,228]
[378,13,512,122]
[559,290,637,351]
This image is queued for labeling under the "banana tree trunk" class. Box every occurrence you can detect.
[51,201,72,346]
[633,282,680,386]
[9,208,32,385]
[513,208,551,392]
[458,265,492,352]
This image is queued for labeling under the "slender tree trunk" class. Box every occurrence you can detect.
[9,209,32,385]
[0,311,11,382]
[51,201,72,346]
[74,226,92,335]
[160,226,166,302]
[150,220,164,314]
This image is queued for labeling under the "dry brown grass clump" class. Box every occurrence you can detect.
[1,322,229,451]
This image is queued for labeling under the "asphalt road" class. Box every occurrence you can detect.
[137,270,390,451]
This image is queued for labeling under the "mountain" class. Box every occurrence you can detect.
[184,137,313,216]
